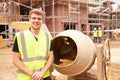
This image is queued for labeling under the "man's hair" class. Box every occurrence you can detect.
[29,8,45,18]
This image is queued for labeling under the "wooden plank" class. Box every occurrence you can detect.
[97,45,105,80]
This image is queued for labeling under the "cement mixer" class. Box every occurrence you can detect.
[52,30,96,76]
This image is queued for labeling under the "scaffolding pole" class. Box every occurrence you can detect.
[52,0,55,37]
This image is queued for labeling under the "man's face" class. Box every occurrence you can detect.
[29,13,43,30]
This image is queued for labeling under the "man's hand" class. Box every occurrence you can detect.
[31,71,44,80]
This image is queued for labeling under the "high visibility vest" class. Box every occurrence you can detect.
[92,30,97,37]
[15,29,51,80]
[98,30,102,37]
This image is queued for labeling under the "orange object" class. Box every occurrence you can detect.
[0,36,3,46]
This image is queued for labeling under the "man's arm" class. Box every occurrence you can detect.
[13,52,33,76]
[41,51,54,74]
[12,37,34,77]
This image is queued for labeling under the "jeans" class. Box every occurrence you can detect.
[44,76,51,80]
[98,37,102,43]
[93,37,97,43]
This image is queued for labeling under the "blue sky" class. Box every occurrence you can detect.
[112,0,120,11]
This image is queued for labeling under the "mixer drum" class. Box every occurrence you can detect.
[52,30,96,76]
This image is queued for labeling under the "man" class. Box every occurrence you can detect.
[92,28,98,43]
[12,9,54,80]
[97,27,102,43]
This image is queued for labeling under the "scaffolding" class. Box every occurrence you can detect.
[0,0,20,40]
[0,0,120,40]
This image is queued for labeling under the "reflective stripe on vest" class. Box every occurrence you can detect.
[17,68,42,74]
[17,31,49,73]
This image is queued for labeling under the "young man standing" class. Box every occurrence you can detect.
[97,27,102,43]
[12,9,54,80]
[92,28,98,43]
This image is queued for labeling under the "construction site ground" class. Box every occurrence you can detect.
[0,39,120,80]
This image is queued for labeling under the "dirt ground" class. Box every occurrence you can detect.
[0,40,120,80]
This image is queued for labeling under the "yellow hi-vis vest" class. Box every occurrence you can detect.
[15,29,51,80]
[92,30,97,37]
[98,30,102,37]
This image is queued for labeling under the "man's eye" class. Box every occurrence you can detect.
[38,18,42,20]
[32,17,36,19]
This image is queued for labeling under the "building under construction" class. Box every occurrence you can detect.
[0,0,120,40]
